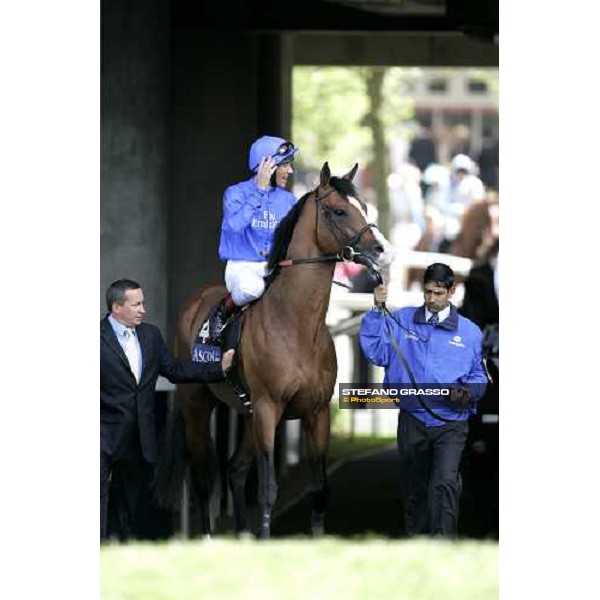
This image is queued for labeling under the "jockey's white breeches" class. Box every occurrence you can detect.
[224,260,268,306]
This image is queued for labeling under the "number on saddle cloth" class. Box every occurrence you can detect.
[191,315,222,364]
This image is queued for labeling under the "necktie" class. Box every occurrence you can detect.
[124,329,140,383]
[428,312,439,326]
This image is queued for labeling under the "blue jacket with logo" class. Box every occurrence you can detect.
[359,304,488,426]
[218,178,297,262]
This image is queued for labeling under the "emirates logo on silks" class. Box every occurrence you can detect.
[449,335,465,348]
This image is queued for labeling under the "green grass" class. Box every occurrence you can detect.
[101,537,498,600]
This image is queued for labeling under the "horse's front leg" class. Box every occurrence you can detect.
[253,400,281,539]
[303,403,331,536]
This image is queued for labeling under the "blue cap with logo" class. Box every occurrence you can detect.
[248,135,299,173]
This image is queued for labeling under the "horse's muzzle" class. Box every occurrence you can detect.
[354,253,383,284]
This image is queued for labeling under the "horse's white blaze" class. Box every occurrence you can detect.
[348,196,396,268]
[348,195,369,221]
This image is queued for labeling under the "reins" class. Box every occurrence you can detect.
[276,188,379,271]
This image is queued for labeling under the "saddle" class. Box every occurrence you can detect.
[191,300,252,414]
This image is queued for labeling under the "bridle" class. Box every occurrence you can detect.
[277,188,381,278]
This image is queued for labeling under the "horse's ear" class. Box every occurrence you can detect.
[342,163,359,182]
[320,162,331,187]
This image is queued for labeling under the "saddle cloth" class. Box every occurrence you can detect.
[191,301,245,364]
[191,300,252,412]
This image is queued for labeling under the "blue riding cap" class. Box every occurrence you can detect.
[248,135,299,173]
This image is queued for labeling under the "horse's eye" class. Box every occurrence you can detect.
[334,209,347,217]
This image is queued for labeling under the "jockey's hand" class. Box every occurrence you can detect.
[256,156,277,190]
[221,349,235,375]
[374,284,388,307]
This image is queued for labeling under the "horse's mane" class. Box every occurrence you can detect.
[264,176,360,287]
[264,192,310,287]
[328,176,360,205]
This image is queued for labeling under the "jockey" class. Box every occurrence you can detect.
[211,135,299,337]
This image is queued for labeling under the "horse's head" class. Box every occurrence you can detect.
[313,162,395,283]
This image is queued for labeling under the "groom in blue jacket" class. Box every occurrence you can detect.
[359,263,488,537]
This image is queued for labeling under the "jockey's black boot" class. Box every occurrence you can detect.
[210,293,236,340]
[210,301,227,340]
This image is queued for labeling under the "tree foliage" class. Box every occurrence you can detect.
[292,67,415,176]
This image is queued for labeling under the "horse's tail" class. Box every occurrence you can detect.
[153,401,188,511]
[153,283,225,519]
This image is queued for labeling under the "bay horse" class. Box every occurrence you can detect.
[155,162,394,538]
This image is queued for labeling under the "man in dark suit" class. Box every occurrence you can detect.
[101,278,234,542]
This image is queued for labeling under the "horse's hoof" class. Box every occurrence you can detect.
[311,513,325,536]
[237,530,254,540]
[256,527,271,540]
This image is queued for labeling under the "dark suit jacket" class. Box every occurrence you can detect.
[459,261,499,330]
[100,316,225,463]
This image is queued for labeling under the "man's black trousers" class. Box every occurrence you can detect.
[100,446,151,542]
[397,410,468,537]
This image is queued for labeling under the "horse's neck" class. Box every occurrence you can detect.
[266,206,335,329]
[272,264,335,319]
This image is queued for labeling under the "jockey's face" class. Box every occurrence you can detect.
[423,282,455,313]
[275,161,294,188]
[112,288,146,327]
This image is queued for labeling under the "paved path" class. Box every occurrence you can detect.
[271,441,499,539]
[272,447,405,538]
